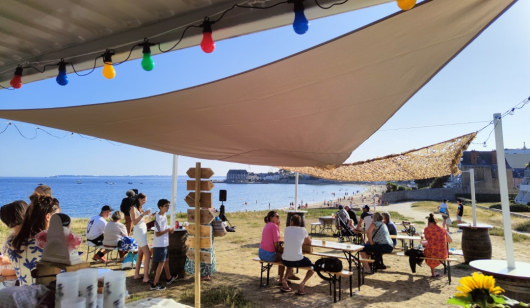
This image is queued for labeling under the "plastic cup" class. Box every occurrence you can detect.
[322,240,326,246]
[61,297,86,308]
[103,270,126,308]
[56,271,79,308]
[78,268,98,308]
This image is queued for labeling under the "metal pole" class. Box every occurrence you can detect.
[295,172,299,208]
[493,113,515,269]
[470,169,476,226]
[170,155,179,227]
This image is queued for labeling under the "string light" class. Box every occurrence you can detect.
[140,40,155,71]
[396,0,416,11]
[102,50,116,79]
[56,60,68,86]
[10,66,23,89]
[200,18,215,53]
[292,0,309,35]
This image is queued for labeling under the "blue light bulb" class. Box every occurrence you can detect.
[56,62,68,86]
[292,1,308,35]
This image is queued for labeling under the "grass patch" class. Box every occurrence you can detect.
[180,285,254,308]
[515,220,530,232]
[490,227,529,242]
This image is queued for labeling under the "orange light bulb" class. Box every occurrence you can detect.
[397,0,416,10]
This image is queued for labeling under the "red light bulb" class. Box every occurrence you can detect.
[200,19,215,53]
[10,67,23,89]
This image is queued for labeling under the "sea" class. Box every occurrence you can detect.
[0,176,368,218]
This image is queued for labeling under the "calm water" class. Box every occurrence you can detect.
[0,176,367,218]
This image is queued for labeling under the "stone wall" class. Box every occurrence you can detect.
[382,187,462,203]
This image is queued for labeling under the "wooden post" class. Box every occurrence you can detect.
[194,162,201,308]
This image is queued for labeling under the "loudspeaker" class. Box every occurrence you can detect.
[219,190,227,202]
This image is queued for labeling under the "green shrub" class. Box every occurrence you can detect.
[488,203,529,212]
[515,220,530,232]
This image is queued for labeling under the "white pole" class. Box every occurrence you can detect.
[295,172,299,208]
[493,113,515,269]
[470,168,476,226]
[170,155,179,227]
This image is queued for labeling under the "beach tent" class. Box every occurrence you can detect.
[0,0,516,171]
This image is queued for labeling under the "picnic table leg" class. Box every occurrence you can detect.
[266,263,271,286]
[333,275,337,303]
[447,261,452,285]
[339,276,342,301]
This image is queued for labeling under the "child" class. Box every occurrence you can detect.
[151,199,176,290]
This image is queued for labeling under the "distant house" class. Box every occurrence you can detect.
[460,150,518,194]
[226,169,248,183]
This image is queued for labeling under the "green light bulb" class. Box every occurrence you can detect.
[141,52,154,71]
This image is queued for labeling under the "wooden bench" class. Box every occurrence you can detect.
[386,252,458,284]
[311,251,374,285]
[253,258,312,287]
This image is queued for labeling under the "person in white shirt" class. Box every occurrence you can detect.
[150,199,176,290]
[103,211,128,260]
[86,205,113,262]
[281,214,313,295]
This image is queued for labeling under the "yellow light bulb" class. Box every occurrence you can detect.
[102,62,116,79]
[397,0,416,10]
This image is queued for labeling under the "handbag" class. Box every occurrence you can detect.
[212,219,227,237]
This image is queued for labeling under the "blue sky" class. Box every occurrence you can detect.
[0,1,529,177]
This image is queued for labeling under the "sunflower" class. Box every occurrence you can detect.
[455,272,504,297]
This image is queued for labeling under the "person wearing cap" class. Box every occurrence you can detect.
[354,205,373,234]
[86,205,113,262]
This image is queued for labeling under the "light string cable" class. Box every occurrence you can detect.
[0,0,357,88]
[471,95,530,147]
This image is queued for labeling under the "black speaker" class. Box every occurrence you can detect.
[219,190,227,202]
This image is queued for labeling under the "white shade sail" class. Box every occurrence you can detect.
[0,0,516,167]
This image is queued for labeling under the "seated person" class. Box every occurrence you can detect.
[355,205,373,233]
[281,214,313,295]
[103,211,129,260]
[382,212,397,247]
[359,212,393,274]
[86,205,113,262]
[423,213,452,277]
[7,194,60,285]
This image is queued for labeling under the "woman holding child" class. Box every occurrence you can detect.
[7,194,60,285]
[423,213,452,277]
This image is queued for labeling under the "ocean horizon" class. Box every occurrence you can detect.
[0,176,369,218]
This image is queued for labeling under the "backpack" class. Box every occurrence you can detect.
[314,257,343,281]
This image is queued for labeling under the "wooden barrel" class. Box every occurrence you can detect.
[461,227,492,264]
[169,230,188,278]
[286,211,306,227]
[494,275,530,302]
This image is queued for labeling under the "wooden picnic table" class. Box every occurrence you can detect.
[391,234,421,248]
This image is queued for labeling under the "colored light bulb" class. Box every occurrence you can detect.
[397,0,416,10]
[201,21,215,53]
[141,44,155,71]
[102,51,116,79]
[10,67,23,89]
[56,62,68,86]
[102,62,116,79]
[292,0,308,35]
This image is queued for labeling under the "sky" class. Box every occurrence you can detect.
[0,0,529,177]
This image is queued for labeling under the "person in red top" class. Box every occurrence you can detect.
[422,213,452,277]
[259,211,285,283]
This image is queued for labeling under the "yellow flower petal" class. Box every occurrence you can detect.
[491,286,504,294]
[456,285,472,294]
[454,292,468,297]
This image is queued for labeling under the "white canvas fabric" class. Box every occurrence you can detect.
[0,0,515,167]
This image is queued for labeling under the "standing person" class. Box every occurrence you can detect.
[130,193,152,283]
[437,199,450,232]
[456,199,464,232]
[86,205,113,262]
[258,211,286,284]
[120,190,136,235]
[281,214,314,295]
[423,213,452,277]
[33,184,52,196]
[7,194,60,285]
[354,205,373,233]
[344,205,358,226]
[151,199,177,290]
